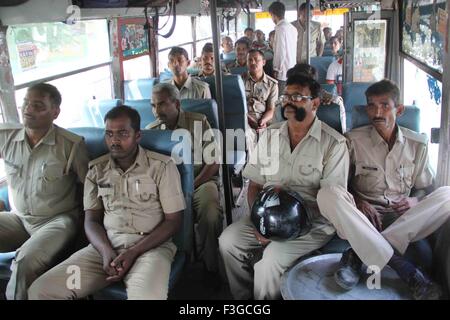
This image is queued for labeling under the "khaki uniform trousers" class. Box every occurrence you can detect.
[0,211,78,300]
[219,214,335,300]
[28,241,176,300]
[193,180,223,273]
[317,186,450,270]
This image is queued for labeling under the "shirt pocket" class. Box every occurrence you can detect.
[128,177,159,209]
[295,157,323,188]
[353,163,383,194]
[396,164,414,193]
[38,162,66,195]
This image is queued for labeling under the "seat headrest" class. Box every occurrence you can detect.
[352,105,421,132]
[180,99,219,130]
[124,78,158,100]
[317,103,343,134]
[124,99,155,129]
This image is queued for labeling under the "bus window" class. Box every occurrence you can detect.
[123,55,151,81]
[6,20,110,87]
[352,19,387,82]
[403,59,441,173]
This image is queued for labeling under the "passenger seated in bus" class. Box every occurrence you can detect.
[323,27,333,49]
[225,37,250,69]
[147,83,223,281]
[0,83,89,300]
[242,49,278,152]
[29,105,185,300]
[287,63,346,132]
[263,30,276,77]
[252,30,268,51]
[335,28,344,45]
[220,36,234,56]
[244,27,255,42]
[219,74,349,300]
[292,2,324,64]
[317,79,450,300]
[196,43,229,78]
[326,39,343,94]
[167,46,212,99]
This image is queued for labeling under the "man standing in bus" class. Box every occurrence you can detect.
[219,74,349,300]
[29,105,185,299]
[242,49,278,153]
[317,80,450,300]
[147,83,223,284]
[292,3,324,63]
[269,1,298,95]
[0,83,89,299]
[167,46,212,99]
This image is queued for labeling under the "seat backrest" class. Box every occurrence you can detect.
[180,99,219,129]
[68,127,193,254]
[89,99,123,128]
[228,66,248,75]
[321,83,337,95]
[351,105,421,132]
[221,52,236,61]
[317,103,343,134]
[310,56,335,84]
[123,78,158,100]
[124,99,155,129]
[342,82,373,131]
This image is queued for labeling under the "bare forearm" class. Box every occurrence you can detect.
[259,108,275,126]
[247,182,263,209]
[85,220,114,256]
[194,163,219,188]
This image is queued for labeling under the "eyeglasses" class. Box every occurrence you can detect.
[278,94,313,104]
[104,130,131,139]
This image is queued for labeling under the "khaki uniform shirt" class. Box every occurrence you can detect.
[292,20,323,63]
[225,60,247,70]
[171,76,212,99]
[243,118,349,205]
[346,125,434,212]
[83,146,186,249]
[146,110,219,179]
[0,123,89,225]
[242,72,278,122]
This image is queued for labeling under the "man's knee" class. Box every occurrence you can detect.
[218,225,239,254]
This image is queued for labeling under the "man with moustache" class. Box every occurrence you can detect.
[317,79,450,300]
[219,74,349,300]
[196,43,229,78]
[225,37,251,69]
[242,49,278,152]
[167,46,211,99]
[29,105,185,299]
[0,83,89,299]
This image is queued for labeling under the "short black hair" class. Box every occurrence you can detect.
[286,74,321,98]
[235,37,251,49]
[299,3,314,11]
[244,27,254,33]
[168,46,189,60]
[287,63,317,80]
[268,1,285,18]
[28,83,62,107]
[365,79,400,105]
[201,42,214,55]
[104,105,141,132]
[247,49,265,59]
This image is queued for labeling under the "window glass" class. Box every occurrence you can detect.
[6,20,110,86]
[123,55,151,81]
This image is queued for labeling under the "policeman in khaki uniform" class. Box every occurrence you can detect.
[0,83,89,300]
[219,74,349,300]
[317,80,450,300]
[146,83,223,278]
[29,106,185,300]
[167,46,212,99]
[242,49,278,154]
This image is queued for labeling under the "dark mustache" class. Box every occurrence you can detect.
[373,117,385,121]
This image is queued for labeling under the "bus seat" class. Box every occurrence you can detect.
[310,56,335,84]
[180,99,219,130]
[89,99,123,128]
[124,99,155,129]
[68,128,194,299]
[351,105,420,132]
[159,69,174,83]
[123,78,158,100]
[187,67,200,76]
[221,52,236,61]
[321,83,337,95]
[228,66,248,76]
[316,103,343,134]
[342,82,373,130]
[274,103,343,134]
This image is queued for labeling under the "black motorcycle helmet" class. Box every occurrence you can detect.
[251,185,312,241]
